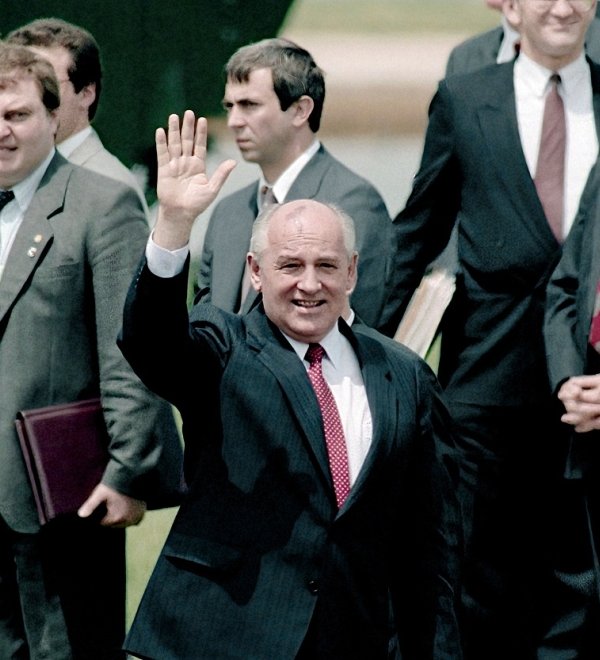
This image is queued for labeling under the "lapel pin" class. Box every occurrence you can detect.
[27,247,37,258]
[33,234,43,243]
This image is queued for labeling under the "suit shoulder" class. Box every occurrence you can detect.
[448,26,502,60]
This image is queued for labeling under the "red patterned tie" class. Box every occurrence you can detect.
[534,74,566,243]
[589,282,600,352]
[305,344,350,508]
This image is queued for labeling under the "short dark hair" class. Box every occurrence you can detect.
[6,18,102,120]
[0,41,59,113]
[226,37,325,132]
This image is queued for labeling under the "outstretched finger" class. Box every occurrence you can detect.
[193,116,208,160]
[208,158,237,195]
[181,110,196,156]
[167,113,182,157]
[155,127,169,168]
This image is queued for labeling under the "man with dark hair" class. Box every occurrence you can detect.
[196,37,392,328]
[0,42,183,659]
[6,17,149,215]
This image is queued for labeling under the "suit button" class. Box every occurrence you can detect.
[307,579,319,595]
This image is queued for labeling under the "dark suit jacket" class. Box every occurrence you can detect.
[380,59,600,408]
[445,19,600,76]
[119,261,462,660]
[545,161,600,477]
[196,145,392,327]
[0,153,183,533]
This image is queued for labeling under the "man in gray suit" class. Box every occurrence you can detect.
[0,43,183,659]
[196,37,392,328]
[6,18,150,217]
[119,110,462,659]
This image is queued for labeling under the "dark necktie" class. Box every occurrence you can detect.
[0,189,14,212]
[534,74,566,243]
[305,344,350,508]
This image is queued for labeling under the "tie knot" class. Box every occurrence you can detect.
[260,185,277,208]
[550,73,561,87]
[0,189,15,212]
[305,343,325,365]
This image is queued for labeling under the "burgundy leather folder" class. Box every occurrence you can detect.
[15,398,109,525]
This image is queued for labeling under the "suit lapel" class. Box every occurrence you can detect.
[476,63,557,250]
[286,146,330,200]
[245,309,333,491]
[0,154,70,325]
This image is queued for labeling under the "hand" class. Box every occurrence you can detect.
[78,483,146,528]
[558,374,600,433]
[154,110,236,249]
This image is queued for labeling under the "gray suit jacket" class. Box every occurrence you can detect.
[67,127,150,218]
[0,153,183,533]
[196,145,392,328]
[119,260,462,659]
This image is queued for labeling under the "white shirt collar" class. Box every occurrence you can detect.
[258,139,320,205]
[516,50,589,98]
[57,126,93,158]
[283,319,346,369]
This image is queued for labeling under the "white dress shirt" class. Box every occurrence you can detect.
[514,52,598,238]
[56,126,93,158]
[497,16,521,65]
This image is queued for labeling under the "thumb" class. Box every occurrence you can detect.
[78,484,107,518]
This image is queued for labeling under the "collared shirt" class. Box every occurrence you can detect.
[497,16,520,64]
[257,140,321,210]
[515,51,598,238]
[146,235,372,485]
[57,126,93,159]
[0,149,55,279]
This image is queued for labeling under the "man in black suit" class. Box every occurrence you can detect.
[118,110,462,659]
[381,0,600,657]
[196,37,392,327]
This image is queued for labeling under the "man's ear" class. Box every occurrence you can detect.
[292,95,315,127]
[79,82,96,113]
[346,252,358,295]
[248,253,262,291]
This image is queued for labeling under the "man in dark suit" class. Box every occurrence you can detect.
[118,110,462,659]
[544,160,600,645]
[380,0,600,657]
[196,37,392,327]
[0,43,183,659]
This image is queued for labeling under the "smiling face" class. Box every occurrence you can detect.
[0,73,58,188]
[504,0,596,69]
[249,200,357,344]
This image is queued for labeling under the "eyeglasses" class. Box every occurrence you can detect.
[533,0,595,10]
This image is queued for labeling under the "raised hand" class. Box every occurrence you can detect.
[154,110,236,249]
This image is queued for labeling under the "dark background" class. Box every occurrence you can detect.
[2,0,295,168]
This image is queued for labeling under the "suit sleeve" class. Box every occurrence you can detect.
[87,185,183,505]
[379,82,462,335]
[544,164,600,392]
